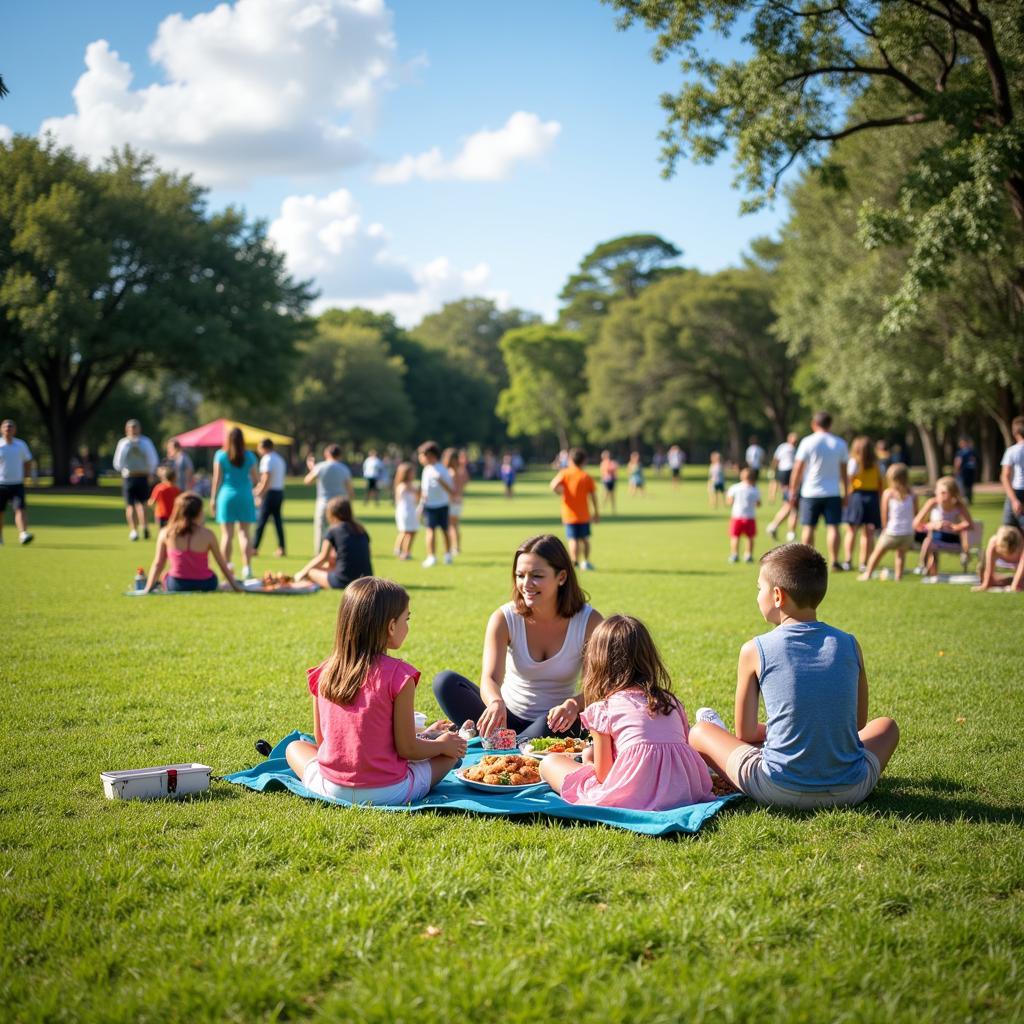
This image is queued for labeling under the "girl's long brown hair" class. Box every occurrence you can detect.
[325,496,366,535]
[226,426,245,468]
[850,435,876,471]
[319,577,409,706]
[510,534,587,619]
[394,461,415,490]
[166,492,203,538]
[581,615,679,718]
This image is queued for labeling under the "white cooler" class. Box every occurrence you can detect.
[101,763,213,801]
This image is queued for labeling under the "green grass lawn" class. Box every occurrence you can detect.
[2,471,1022,1023]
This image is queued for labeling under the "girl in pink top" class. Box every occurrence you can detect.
[142,492,243,594]
[285,577,467,804]
[541,615,714,810]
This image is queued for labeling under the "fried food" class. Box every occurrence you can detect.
[461,754,541,786]
[260,572,295,591]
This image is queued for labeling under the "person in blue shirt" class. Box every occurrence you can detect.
[688,543,900,809]
[954,436,978,504]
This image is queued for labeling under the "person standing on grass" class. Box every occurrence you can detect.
[999,416,1024,533]
[744,436,766,480]
[551,447,599,571]
[689,543,899,810]
[362,449,384,506]
[432,534,603,742]
[841,436,882,573]
[165,438,194,492]
[305,444,354,553]
[418,440,455,567]
[147,466,181,529]
[211,427,258,580]
[769,432,798,503]
[113,419,159,541]
[444,447,468,557]
[599,450,618,513]
[954,436,978,504]
[253,438,287,558]
[788,411,849,571]
[0,419,34,545]
[667,444,685,486]
[727,467,761,564]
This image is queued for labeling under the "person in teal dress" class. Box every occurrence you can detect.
[211,427,258,580]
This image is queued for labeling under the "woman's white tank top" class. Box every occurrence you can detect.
[500,602,592,720]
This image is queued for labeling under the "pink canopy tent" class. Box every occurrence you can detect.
[170,418,294,449]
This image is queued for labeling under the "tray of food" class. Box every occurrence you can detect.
[520,736,589,757]
[455,754,545,792]
[244,573,320,594]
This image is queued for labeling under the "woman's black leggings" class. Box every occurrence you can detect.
[431,670,584,741]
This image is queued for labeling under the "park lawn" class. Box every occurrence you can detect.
[1,470,1021,1023]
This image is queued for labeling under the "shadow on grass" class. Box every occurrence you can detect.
[32,542,124,551]
[24,504,122,528]
[866,775,1023,825]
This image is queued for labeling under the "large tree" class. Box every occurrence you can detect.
[558,233,682,337]
[497,325,588,449]
[608,0,1024,314]
[0,136,312,483]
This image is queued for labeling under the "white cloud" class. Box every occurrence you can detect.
[269,187,507,325]
[40,0,396,185]
[0,125,12,145]
[373,110,561,184]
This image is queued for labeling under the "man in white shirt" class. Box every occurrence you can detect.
[788,411,849,569]
[0,419,35,545]
[304,443,354,552]
[112,419,159,541]
[744,436,766,477]
[770,431,799,502]
[417,439,455,567]
[1001,415,1024,531]
[362,449,384,506]
[253,438,288,557]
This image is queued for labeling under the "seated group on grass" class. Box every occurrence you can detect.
[284,534,900,813]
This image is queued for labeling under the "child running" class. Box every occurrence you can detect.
[627,451,645,496]
[285,578,467,804]
[689,543,899,809]
[143,492,243,593]
[392,461,419,561]
[727,467,761,563]
[550,448,599,571]
[858,463,918,581]
[295,497,372,590]
[540,615,714,810]
[913,476,973,575]
[147,466,181,528]
[708,451,725,508]
[973,525,1024,592]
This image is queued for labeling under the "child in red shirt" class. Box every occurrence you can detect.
[148,466,182,527]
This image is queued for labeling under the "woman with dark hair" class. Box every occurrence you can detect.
[211,426,258,579]
[432,534,603,741]
[294,497,373,590]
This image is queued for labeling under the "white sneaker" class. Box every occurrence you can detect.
[785,531,796,542]
[743,553,753,563]
[443,552,453,565]
[129,530,139,541]
[242,565,253,580]
[422,555,436,568]
[695,707,727,730]
[728,554,738,563]
[766,525,778,539]
[19,532,33,545]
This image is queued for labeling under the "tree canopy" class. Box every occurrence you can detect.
[0,136,312,483]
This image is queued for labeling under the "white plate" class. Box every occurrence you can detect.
[520,742,589,758]
[454,768,546,793]
[243,579,320,595]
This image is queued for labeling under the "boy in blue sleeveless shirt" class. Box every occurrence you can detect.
[690,543,899,809]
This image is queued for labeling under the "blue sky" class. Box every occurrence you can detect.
[2,0,786,323]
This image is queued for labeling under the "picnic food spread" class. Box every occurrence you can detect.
[260,572,295,591]
[524,737,588,754]
[462,754,541,786]
[480,727,518,750]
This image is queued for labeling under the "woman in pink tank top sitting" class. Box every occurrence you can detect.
[143,492,243,593]
[432,534,603,742]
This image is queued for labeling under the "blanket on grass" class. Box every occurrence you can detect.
[223,732,741,836]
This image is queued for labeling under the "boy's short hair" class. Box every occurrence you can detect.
[760,543,829,609]
[326,443,343,459]
[812,411,832,430]
[740,467,753,482]
[570,447,587,466]
[159,465,176,483]
[258,438,274,451]
[1012,416,1024,439]
[417,440,441,460]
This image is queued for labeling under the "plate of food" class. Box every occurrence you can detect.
[520,737,589,758]
[455,754,545,792]
[244,573,319,595]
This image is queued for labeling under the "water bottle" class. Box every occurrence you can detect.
[134,567,146,591]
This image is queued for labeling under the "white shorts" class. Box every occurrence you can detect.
[449,502,463,517]
[302,759,432,805]
[726,744,881,809]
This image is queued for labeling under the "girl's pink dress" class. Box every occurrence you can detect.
[561,689,714,810]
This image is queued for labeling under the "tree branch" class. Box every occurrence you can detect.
[806,111,930,143]
[76,351,140,426]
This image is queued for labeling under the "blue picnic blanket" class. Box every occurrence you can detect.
[223,731,742,836]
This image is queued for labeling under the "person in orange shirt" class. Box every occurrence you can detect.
[148,466,182,527]
[550,448,600,570]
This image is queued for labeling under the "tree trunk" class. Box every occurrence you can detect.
[46,401,79,487]
[914,421,941,487]
[979,415,998,483]
[723,401,742,466]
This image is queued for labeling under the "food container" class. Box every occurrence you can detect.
[481,728,517,751]
[100,763,213,801]
[414,712,427,731]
